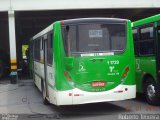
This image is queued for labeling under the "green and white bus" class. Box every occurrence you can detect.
[132,14,160,105]
[29,18,136,106]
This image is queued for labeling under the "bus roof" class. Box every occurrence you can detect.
[132,14,160,27]
[62,17,128,24]
[32,24,53,40]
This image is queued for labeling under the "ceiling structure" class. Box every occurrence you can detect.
[0,0,159,65]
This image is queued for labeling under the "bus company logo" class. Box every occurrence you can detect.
[78,62,86,72]
[109,66,115,72]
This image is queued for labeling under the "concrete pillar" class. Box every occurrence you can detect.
[8,10,18,84]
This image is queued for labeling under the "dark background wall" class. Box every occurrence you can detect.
[0,8,160,69]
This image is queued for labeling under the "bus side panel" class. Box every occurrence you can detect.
[52,22,73,105]
[125,20,135,85]
[48,86,57,105]
[121,20,135,86]
[54,22,74,91]
[47,65,57,105]
[33,61,45,91]
[135,57,156,93]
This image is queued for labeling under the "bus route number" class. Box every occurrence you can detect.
[107,60,119,65]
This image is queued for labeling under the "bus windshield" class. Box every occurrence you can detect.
[62,23,126,56]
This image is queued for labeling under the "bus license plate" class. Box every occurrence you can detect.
[92,81,106,87]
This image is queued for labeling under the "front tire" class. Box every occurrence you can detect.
[41,80,50,105]
[144,78,160,106]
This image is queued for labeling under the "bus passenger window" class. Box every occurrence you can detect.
[34,39,41,61]
[132,29,139,55]
[47,33,53,65]
[40,38,44,62]
[139,26,155,55]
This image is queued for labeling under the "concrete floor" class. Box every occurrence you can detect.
[0,80,160,120]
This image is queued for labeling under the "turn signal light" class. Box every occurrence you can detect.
[67,77,71,81]
[64,71,68,76]
[122,67,129,77]
[123,73,127,77]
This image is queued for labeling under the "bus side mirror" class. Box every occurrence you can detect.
[64,57,74,70]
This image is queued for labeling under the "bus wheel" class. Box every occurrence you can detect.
[144,78,160,106]
[41,80,50,105]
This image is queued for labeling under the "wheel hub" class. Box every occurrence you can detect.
[147,84,156,99]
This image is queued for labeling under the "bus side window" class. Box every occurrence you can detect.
[132,28,139,56]
[34,39,41,61]
[139,25,154,55]
[47,32,53,65]
[40,38,44,62]
[37,39,41,61]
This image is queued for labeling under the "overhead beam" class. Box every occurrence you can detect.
[0,0,160,11]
